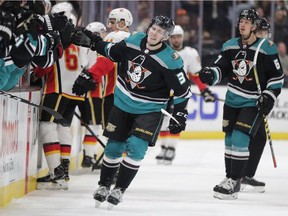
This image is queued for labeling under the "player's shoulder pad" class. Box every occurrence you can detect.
[124,32,146,46]
[155,45,183,69]
[221,38,239,52]
[258,38,278,55]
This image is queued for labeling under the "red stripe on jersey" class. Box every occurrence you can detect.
[190,74,207,91]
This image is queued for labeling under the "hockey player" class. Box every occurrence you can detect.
[77,21,107,169]
[199,9,283,200]
[35,2,96,190]
[73,15,191,208]
[240,16,271,193]
[155,25,216,164]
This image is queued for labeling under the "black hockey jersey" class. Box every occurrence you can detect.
[210,37,284,108]
[96,32,192,114]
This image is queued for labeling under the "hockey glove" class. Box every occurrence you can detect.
[82,28,103,50]
[257,90,276,116]
[168,110,188,134]
[72,69,97,96]
[201,88,216,102]
[0,10,15,58]
[199,67,215,86]
[59,21,75,50]
[71,29,91,48]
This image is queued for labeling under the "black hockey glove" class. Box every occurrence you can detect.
[59,21,75,50]
[257,90,276,116]
[201,88,216,102]
[0,10,15,58]
[71,29,91,48]
[75,28,103,50]
[45,31,61,51]
[168,110,188,134]
[199,67,215,86]
[72,69,97,96]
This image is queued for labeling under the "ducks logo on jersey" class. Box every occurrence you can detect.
[126,55,151,89]
[231,50,254,83]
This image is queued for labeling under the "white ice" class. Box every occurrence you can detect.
[1,140,288,216]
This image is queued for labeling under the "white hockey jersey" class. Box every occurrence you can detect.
[177,46,202,74]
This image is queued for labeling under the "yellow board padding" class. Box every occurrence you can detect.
[0,154,82,208]
[180,131,288,140]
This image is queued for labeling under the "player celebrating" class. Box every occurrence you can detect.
[74,15,192,208]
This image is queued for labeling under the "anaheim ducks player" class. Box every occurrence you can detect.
[35,2,96,190]
[156,25,216,164]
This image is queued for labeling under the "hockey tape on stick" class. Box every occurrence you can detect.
[253,38,277,168]
[74,112,106,148]
[0,90,69,126]
[161,108,181,126]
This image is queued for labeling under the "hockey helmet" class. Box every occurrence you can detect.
[51,2,77,26]
[237,9,260,30]
[108,8,133,28]
[86,22,107,38]
[258,17,270,31]
[171,25,184,36]
[147,15,175,36]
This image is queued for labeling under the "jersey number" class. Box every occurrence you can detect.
[176,72,186,85]
[273,59,281,70]
[64,45,79,71]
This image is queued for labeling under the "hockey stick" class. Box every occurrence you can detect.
[0,90,69,126]
[253,38,277,168]
[161,108,181,126]
[74,112,106,148]
[189,90,225,102]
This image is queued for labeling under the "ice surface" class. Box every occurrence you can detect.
[1,140,288,216]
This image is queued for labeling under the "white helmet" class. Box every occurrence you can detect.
[108,8,133,28]
[51,2,77,26]
[171,25,184,36]
[86,22,107,34]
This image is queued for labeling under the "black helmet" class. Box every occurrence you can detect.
[147,15,175,36]
[258,17,270,31]
[237,9,260,30]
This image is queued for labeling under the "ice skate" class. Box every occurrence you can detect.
[81,150,97,168]
[93,186,110,208]
[163,146,175,165]
[61,159,70,181]
[155,145,167,164]
[241,176,265,193]
[37,164,68,190]
[107,188,124,210]
[213,177,228,191]
[213,178,240,200]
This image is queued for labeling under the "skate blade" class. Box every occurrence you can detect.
[240,184,265,193]
[107,203,115,210]
[37,181,68,190]
[213,192,238,200]
[156,159,164,164]
[95,200,102,208]
[163,160,173,165]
